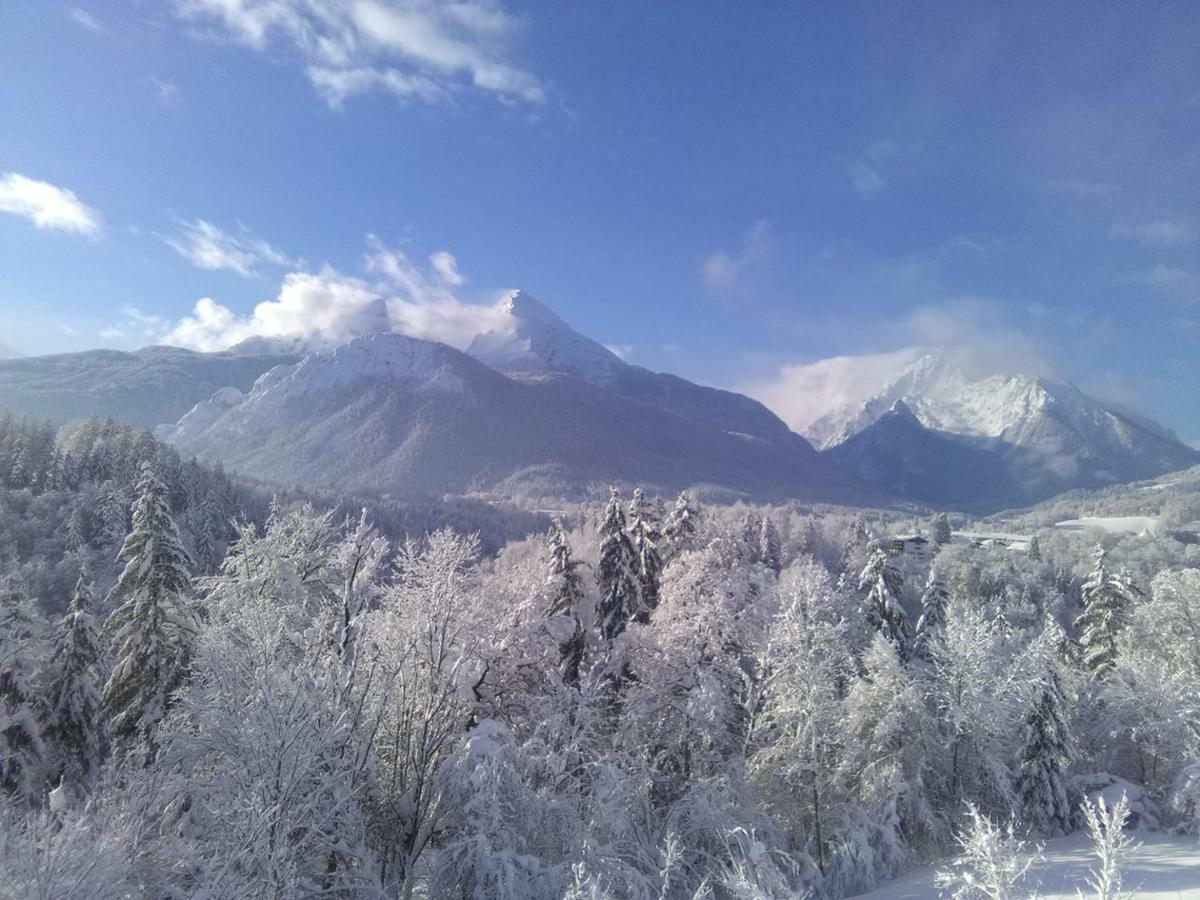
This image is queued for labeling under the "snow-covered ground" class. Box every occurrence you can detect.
[1054,516,1161,536]
[850,832,1200,899]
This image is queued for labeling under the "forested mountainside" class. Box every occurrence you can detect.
[1,447,1197,897]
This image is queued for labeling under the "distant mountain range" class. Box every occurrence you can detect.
[1,297,1195,510]
[812,354,1200,512]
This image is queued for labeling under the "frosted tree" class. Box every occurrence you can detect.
[595,487,639,643]
[1027,533,1042,562]
[0,588,47,802]
[102,461,195,751]
[758,516,782,575]
[1079,793,1139,900]
[1075,546,1132,680]
[546,519,586,686]
[1013,659,1071,836]
[932,512,953,545]
[45,570,105,787]
[934,804,1043,900]
[858,546,909,655]
[912,567,949,661]
[627,488,663,624]
[660,490,699,559]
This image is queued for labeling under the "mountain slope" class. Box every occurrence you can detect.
[813,354,1199,511]
[0,345,301,427]
[164,333,873,503]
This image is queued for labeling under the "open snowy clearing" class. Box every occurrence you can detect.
[850,832,1200,899]
[1054,516,1161,536]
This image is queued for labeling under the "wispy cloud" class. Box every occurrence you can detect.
[848,140,921,196]
[68,7,103,33]
[149,76,181,106]
[1110,218,1194,247]
[172,0,545,108]
[0,172,101,236]
[1129,265,1200,304]
[165,219,300,277]
[99,306,170,343]
[604,343,632,361]
[701,220,775,291]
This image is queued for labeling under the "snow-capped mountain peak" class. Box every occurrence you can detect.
[466,289,625,383]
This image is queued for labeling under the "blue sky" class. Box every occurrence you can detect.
[1,2,1199,441]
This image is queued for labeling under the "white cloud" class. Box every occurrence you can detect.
[1110,218,1194,247]
[1131,265,1200,304]
[0,172,101,236]
[173,0,545,107]
[604,343,633,361]
[163,237,507,352]
[701,220,774,291]
[165,219,300,276]
[744,298,1055,434]
[848,140,921,196]
[150,77,181,106]
[68,7,103,33]
[430,249,465,285]
[99,306,170,343]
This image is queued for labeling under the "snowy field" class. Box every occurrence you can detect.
[1054,516,1161,536]
[851,832,1200,899]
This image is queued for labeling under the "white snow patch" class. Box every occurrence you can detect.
[1054,516,1161,536]
[850,832,1200,899]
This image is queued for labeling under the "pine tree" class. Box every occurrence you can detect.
[660,490,698,557]
[913,567,949,660]
[932,513,953,545]
[595,487,639,643]
[0,588,47,803]
[1074,546,1132,680]
[627,488,663,624]
[546,520,586,686]
[858,546,909,655]
[1014,664,1072,837]
[102,461,195,751]
[740,511,762,563]
[758,516,782,574]
[1028,533,1042,562]
[46,571,105,786]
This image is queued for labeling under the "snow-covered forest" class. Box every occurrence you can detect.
[1,417,1198,898]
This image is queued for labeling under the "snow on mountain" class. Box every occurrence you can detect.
[163,332,874,503]
[0,341,22,360]
[813,353,1199,511]
[0,344,303,427]
[466,289,625,383]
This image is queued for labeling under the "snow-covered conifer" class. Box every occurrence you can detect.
[546,519,586,686]
[595,487,639,643]
[858,546,909,655]
[1075,546,1132,680]
[913,567,949,661]
[46,570,105,786]
[932,513,953,545]
[758,516,782,574]
[627,488,663,623]
[102,461,194,750]
[660,490,698,558]
[1013,649,1072,836]
[0,588,47,802]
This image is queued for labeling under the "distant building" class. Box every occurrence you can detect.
[884,534,932,558]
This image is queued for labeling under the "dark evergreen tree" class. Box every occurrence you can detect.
[913,567,949,660]
[46,570,105,785]
[758,516,782,574]
[1028,533,1042,562]
[546,520,586,687]
[858,545,909,655]
[627,488,663,624]
[1074,545,1132,680]
[595,487,639,643]
[1014,656,1072,836]
[102,461,195,750]
[932,512,952,545]
[0,588,47,802]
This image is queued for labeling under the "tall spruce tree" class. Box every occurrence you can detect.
[1014,648,1072,836]
[627,488,663,624]
[546,520,586,686]
[595,487,639,643]
[660,490,698,558]
[858,545,909,655]
[1074,546,1132,680]
[932,513,953,545]
[46,570,104,785]
[913,567,949,660]
[102,461,195,751]
[759,516,782,575]
[1028,533,1042,562]
[0,588,47,802]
